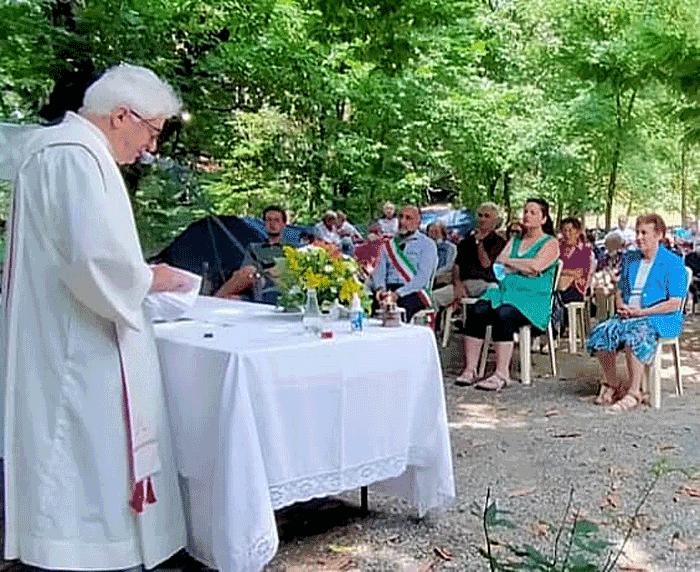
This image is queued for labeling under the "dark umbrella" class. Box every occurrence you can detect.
[149,215,266,295]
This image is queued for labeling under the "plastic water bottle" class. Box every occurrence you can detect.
[349,292,365,333]
[303,289,322,335]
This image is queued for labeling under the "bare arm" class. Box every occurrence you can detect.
[618,297,683,318]
[500,237,559,276]
[476,240,492,269]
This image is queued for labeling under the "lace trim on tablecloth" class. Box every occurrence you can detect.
[269,454,408,509]
[201,528,278,572]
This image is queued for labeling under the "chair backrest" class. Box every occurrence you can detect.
[550,259,564,312]
[542,259,565,328]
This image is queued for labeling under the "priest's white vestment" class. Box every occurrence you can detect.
[0,113,186,570]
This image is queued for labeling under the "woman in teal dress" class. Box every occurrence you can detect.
[455,198,560,391]
[587,213,686,412]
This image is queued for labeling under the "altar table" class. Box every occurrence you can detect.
[154,297,454,572]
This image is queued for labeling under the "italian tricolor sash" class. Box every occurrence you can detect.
[385,236,434,308]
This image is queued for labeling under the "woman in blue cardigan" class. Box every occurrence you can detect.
[587,214,687,412]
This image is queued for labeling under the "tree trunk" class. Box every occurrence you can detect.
[502,172,511,221]
[605,144,619,231]
[681,139,687,222]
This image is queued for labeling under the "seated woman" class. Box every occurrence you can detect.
[558,217,595,304]
[587,214,686,412]
[455,198,559,390]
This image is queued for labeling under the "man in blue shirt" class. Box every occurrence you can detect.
[372,205,438,320]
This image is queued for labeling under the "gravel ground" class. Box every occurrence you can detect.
[268,315,700,572]
[2,317,699,572]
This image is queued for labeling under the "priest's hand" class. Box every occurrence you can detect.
[149,263,192,293]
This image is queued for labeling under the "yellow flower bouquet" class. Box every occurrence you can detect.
[277,242,371,312]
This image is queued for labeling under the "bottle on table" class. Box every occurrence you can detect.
[349,292,365,333]
[200,261,214,296]
[303,288,322,335]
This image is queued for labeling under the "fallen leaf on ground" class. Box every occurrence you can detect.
[433,546,453,560]
[327,544,354,554]
[529,520,550,537]
[552,431,582,438]
[508,486,537,497]
[601,493,621,509]
[672,536,693,551]
[674,483,700,501]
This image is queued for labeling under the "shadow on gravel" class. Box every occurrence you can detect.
[275,497,366,542]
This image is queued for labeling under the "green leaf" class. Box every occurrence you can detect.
[572,520,599,536]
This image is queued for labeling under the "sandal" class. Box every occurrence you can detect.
[593,385,615,405]
[455,369,479,387]
[606,393,641,413]
[475,372,511,392]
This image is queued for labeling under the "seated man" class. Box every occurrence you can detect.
[427,222,457,287]
[372,205,438,321]
[215,205,291,304]
[432,202,506,311]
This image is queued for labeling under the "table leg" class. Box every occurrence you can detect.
[360,486,368,514]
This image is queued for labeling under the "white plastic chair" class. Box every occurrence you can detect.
[477,260,563,385]
[565,300,589,354]
[440,296,478,348]
[642,266,692,409]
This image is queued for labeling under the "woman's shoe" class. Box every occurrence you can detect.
[606,393,641,413]
[475,372,511,392]
[593,384,615,405]
[455,369,478,386]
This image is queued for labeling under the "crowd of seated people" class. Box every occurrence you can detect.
[206,200,691,413]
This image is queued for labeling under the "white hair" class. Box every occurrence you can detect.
[80,63,181,118]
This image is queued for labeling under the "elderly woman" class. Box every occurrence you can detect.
[455,198,560,390]
[587,214,686,412]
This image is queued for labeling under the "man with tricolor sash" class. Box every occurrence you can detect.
[372,205,438,321]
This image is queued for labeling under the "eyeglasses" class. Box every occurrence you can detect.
[128,109,163,140]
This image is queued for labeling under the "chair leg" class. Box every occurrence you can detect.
[441,306,453,348]
[520,326,531,385]
[547,323,557,378]
[650,350,662,409]
[566,305,576,353]
[478,325,491,378]
[673,339,683,396]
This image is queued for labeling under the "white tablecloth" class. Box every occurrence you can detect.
[154,298,454,572]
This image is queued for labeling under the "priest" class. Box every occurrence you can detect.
[0,64,189,571]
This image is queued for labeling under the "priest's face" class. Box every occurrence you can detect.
[110,107,167,165]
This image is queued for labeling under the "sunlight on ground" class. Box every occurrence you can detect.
[448,402,528,430]
[282,540,435,572]
[613,537,664,572]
